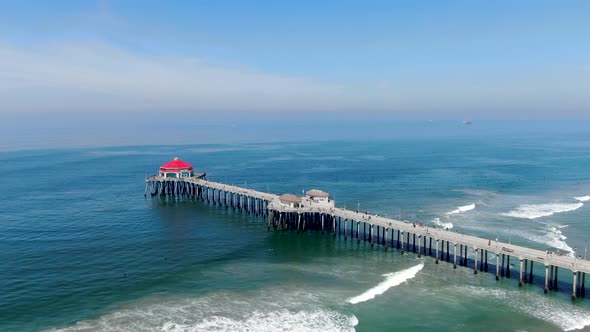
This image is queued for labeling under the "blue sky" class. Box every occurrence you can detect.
[0,1,588,116]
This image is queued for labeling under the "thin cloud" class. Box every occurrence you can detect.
[0,42,588,115]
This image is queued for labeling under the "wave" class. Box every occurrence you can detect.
[347,263,424,304]
[161,310,358,332]
[51,289,357,332]
[458,286,590,331]
[546,226,575,257]
[446,204,476,215]
[519,225,574,257]
[433,217,453,230]
[574,195,590,202]
[501,203,583,219]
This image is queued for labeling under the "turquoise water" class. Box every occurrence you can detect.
[2,123,590,331]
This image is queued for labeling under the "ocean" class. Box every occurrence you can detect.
[1,120,590,331]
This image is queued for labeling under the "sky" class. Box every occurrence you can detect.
[0,0,589,117]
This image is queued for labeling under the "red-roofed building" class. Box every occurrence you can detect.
[159,157,194,178]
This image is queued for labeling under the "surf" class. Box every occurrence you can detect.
[501,202,583,219]
[446,204,476,215]
[433,217,453,230]
[347,263,424,304]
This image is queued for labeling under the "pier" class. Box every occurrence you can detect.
[145,158,589,301]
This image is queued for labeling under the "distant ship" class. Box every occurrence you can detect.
[463,120,473,125]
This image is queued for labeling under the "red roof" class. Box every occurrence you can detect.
[160,157,193,170]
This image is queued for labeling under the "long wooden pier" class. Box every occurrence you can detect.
[146,175,588,301]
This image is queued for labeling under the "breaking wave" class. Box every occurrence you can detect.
[160,310,358,332]
[574,195,590,202]
[347,263,424,304]
[433,217,453,230]
[446,204,476,215]
[523,225,574,257]
[501,203,583,219]
[50,290,358,332]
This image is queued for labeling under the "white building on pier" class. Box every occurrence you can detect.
[278,194,303,208]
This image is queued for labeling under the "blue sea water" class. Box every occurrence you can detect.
[1,120,590,331]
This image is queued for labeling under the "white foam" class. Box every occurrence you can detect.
[519,225,574,257]
[545,226,575,257]
[347,263,424,304]
[574,195,590,202]
[446,204,476,215]
[433,217,453,230]
[50,289,357,332]
[160,309,358,332]
[501,203,583,219]
[460,286,590,331]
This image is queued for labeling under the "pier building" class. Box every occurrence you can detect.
[145,159,588,301]
[159,157,195,178]
[305,189,331,204]
[279,194,303,208]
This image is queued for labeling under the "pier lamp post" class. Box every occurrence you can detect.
[508,226,512,245]
[585,241,587,260]
[357,200,360,212]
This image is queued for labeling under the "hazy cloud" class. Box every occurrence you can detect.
[0,42,588,115]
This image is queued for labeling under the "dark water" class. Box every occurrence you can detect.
[2,124,590,331]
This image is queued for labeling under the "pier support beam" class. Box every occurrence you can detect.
[506,256,511,278]
[435,239,439,264]
[417,235,422,258]
[333,217,337,235]
[474,247,478,274]
[453,243,457,269]
[344,219,348,240]
[544,265,550,293]
[573,271,578,301]
[357,222,360,241]
[529,261,534,284]
[519,259,524,287]
[582,273,586,298]
[371,224,375,246]
[446,241,450,262]
[400,232,405,253]
[464,246,468,267]
[496,253,500,280]
[554,267,559,291]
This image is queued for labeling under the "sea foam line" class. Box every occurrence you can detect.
[574,195,590,202]
[446,204,476,215]
[501,202,583,219]
[347,263,424,304]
